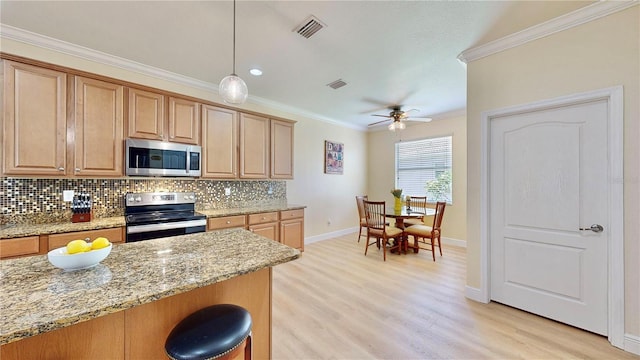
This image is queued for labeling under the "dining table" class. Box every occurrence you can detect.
[385,206,436,254]
[385,206,436,230]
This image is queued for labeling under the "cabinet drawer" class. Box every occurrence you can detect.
[0,236,40,259]
[248,212,279,225]
[48,227,124,250]
[208,215,246,230]
[280,209,303,220]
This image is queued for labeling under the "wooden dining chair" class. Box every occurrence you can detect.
[403,196,428,226]
[404,201,446,261]
[355,195,368,242]
[363,200,404,261]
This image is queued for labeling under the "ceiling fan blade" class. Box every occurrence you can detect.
[368,118,392,127]
[406,117,433,123]
[371,114,392,118]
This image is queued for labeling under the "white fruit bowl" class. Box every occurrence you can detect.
[47,244,112,271]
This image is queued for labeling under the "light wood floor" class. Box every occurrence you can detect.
[272,233,638,360]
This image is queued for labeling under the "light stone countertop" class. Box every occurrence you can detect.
[0,228,300,345]
[0,204,306,239]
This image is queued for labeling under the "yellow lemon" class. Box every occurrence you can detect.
[66,239,90,254]
[91,237,111,250]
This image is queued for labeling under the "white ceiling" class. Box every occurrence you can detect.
[1,1,592,130]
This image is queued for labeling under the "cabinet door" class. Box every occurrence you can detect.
[48,227,124,250]
[74,76,124,176]
[127,88,165,140]
[201,105,238,178]
[0,236,41,259]
[249,222,279,242]
[168,97,200,145]
[2,60,67,175]
[280,218,304,251]
[270,119,294,179]
[239,113,269,179]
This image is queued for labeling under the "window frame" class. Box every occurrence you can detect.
[394,135,453,205]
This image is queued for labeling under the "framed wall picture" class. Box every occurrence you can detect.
[324,140,344,174]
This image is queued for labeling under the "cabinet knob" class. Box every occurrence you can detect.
[58,167,65,171]
[226,221,231,224]
[85,237,90,241]
[75,168,80,172]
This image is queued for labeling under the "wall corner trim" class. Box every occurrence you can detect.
[457,1,638,64]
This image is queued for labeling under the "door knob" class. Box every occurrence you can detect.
[579,224,604,233]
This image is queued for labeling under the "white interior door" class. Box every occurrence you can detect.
[489,98,608,335]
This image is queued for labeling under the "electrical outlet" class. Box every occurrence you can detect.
[224,188,231,196]
[63,190,74,202]
[267,186,273,195]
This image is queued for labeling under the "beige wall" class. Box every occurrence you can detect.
[367,115,467,242]
[1,38,368,239]
[466,7,639,337]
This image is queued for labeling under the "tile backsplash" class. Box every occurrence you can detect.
[0,177,286,225]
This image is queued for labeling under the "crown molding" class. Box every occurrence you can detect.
[458,1,639,64]
[0,24,217,92]
[1,23,366,131]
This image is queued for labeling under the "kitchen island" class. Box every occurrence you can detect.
[0,228,300,359]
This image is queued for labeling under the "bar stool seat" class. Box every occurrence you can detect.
[165,304,252,360]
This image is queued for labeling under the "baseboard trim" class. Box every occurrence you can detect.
[625,333,640,355]
[305,229,467,249]
[442,236,466,248]
[305,227,359,244]
[465,286,488,304]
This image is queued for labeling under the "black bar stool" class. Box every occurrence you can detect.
[165,304,252,360]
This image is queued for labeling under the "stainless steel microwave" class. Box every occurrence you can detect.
[125,139,201,177]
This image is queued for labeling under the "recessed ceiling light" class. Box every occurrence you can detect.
[249,68,263,76]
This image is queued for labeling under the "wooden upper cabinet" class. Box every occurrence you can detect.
[2,60,67,175]
[73,76,124,176]
[270,119,294,179]
[127,88,165,141]
[239,113,269,179]
[168,97,200,145]
[201,105,237,178]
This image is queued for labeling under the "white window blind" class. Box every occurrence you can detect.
[395,136,452,203]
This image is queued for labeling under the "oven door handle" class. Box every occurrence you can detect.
[127,219,207,234]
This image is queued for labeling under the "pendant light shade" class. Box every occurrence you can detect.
[219,74,248,104]
[219,0,248,104]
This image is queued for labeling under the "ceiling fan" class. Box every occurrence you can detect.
[368,106,432,131]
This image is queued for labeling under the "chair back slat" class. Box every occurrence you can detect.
[356,195,368,220]
[363,200,386,231]
[407,196,427,210]
[432,202,446,230]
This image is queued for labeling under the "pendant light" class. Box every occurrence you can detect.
[219,0,248,104]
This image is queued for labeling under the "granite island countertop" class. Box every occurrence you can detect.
[0,228,300,345]
[0,204,306,239]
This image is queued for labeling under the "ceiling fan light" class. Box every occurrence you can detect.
[219,74,248,104]
[388,121,406,131]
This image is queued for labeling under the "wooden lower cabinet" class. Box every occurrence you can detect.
[248,212,279,242]
[0,268,272,360]
[249,222,279,242]
[207,215,246,230]
[47,227,124,250]
[280,211,304,251]
[0,236,41,259]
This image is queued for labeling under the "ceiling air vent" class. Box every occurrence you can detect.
[294,15,326,39]
[327,79,347,90]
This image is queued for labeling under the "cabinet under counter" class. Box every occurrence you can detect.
[0,228,300,359]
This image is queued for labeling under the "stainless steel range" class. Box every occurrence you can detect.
[125,192,206,242]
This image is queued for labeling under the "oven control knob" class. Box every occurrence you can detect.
[135,196,142,202]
